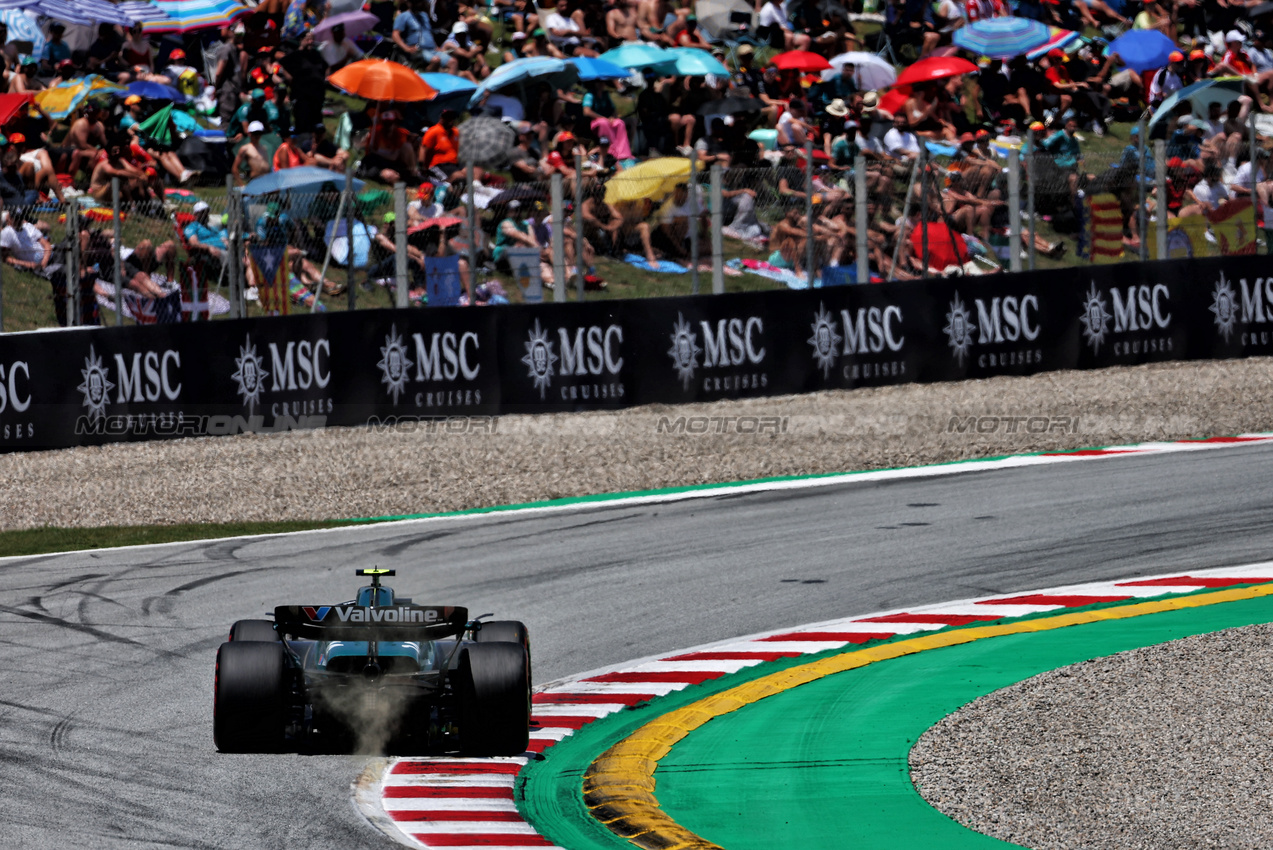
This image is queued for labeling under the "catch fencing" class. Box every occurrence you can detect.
[0,120,1265,332]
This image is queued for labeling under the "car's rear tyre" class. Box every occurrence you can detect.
[228,619,279,642]
[475,620,531,685]
[456,643,530,757]
[214,641,287,753]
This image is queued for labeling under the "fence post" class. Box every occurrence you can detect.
[855,155,868,284]
[393,182,408,308]
[689,151,700,295]
[225,176,240,319]
[1251,112,1260,255]
[1154,140,1167,261]
[1008,149,1022,273]
[112,177,123,325]
[920,146,930,274]
[805,139,815,288]
[710,163,723,294]
[551,173,565,300]
[573,153,584,300]
[1026,127,1036,271]
[1138,117,1148,263]
[66,201,78,327]
[889,156,920,280]
[346,163,357,310]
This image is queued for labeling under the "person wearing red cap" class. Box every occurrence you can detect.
[1041,49,1077,121]
[1147,49,1184,108]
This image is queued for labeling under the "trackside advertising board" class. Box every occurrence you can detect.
[0,254,1262,452]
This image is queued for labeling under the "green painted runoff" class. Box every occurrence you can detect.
[520,591,1273,850]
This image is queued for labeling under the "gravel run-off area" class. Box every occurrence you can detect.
[911,623,1273,850]
[2,357,1273,530]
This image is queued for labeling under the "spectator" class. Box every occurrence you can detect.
[273,125,310,171]
[320,22,363,69]
[777,98,812,148]
[419,109,460,178]
[232,121,271,184]
[394,0,453,71]
[184,201,227,260]
[43,22,70,73]
[10,134,62,202]
[360,109,417,184]
[652,181,702,261]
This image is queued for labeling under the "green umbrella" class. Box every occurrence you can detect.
[135,103,193,150]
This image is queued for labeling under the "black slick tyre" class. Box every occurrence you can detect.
[474,620,531,684]
[228,619,279,642]
[456,643,530,757]
[214,641,288,753]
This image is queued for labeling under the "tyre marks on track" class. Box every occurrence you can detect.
[371,563,1273,850]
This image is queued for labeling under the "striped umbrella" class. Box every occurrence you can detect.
[0,9,43,60]
[1026,27,1081,61]
[951,17,1052,59]
[33,0,99,25]
[116,0,171,21]
[141,0,250,34]
[74,0,142,25]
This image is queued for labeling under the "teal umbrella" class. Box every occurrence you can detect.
[1147,78,1245,135]
[667,47,730,77]
[600,42,676,72]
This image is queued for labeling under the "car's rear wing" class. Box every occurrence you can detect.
[274,604,468,641]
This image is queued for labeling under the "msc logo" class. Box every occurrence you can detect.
[378,325,482,405]
[808,302,904,379]
[521,319,623,400]
[301,606,332,621]
[1079,283,1172,355]
[77,344,181,420]
[667,312,765,390]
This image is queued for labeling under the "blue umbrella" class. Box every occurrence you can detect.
[1105,29,1178,73]
[468,56,579,107]
[600,42,675,71]
[243,166,365,218]
[568,56,632,81]
[121,80,188,104]
[419,72,477,96]
[952,17,1052,59]
[666,47,730,76]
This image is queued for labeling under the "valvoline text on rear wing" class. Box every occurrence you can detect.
[274,604,468,641]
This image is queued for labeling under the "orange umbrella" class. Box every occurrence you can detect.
[326,59,437,102]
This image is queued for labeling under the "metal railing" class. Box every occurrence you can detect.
[0,120,1264,332]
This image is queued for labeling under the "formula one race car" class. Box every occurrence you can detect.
[213,569,530,755]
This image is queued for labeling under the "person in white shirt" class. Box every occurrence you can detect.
[776,100,812,148]
[0,208,51,272]
[543,0,579,44]
[1147,51,1184,107]
[883,112,921,160]
[1186,163,1230,214]
[320,23,365,68]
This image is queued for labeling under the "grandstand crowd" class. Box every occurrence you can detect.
[3,0,1272,320]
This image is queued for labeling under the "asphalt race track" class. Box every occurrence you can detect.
[2,444,1272,849]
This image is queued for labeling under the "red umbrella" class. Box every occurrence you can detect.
[894,56,979,87]
[770,50,833,72]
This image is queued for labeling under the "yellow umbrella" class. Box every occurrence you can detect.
[604,157,691,205]
[34,75,123,120]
